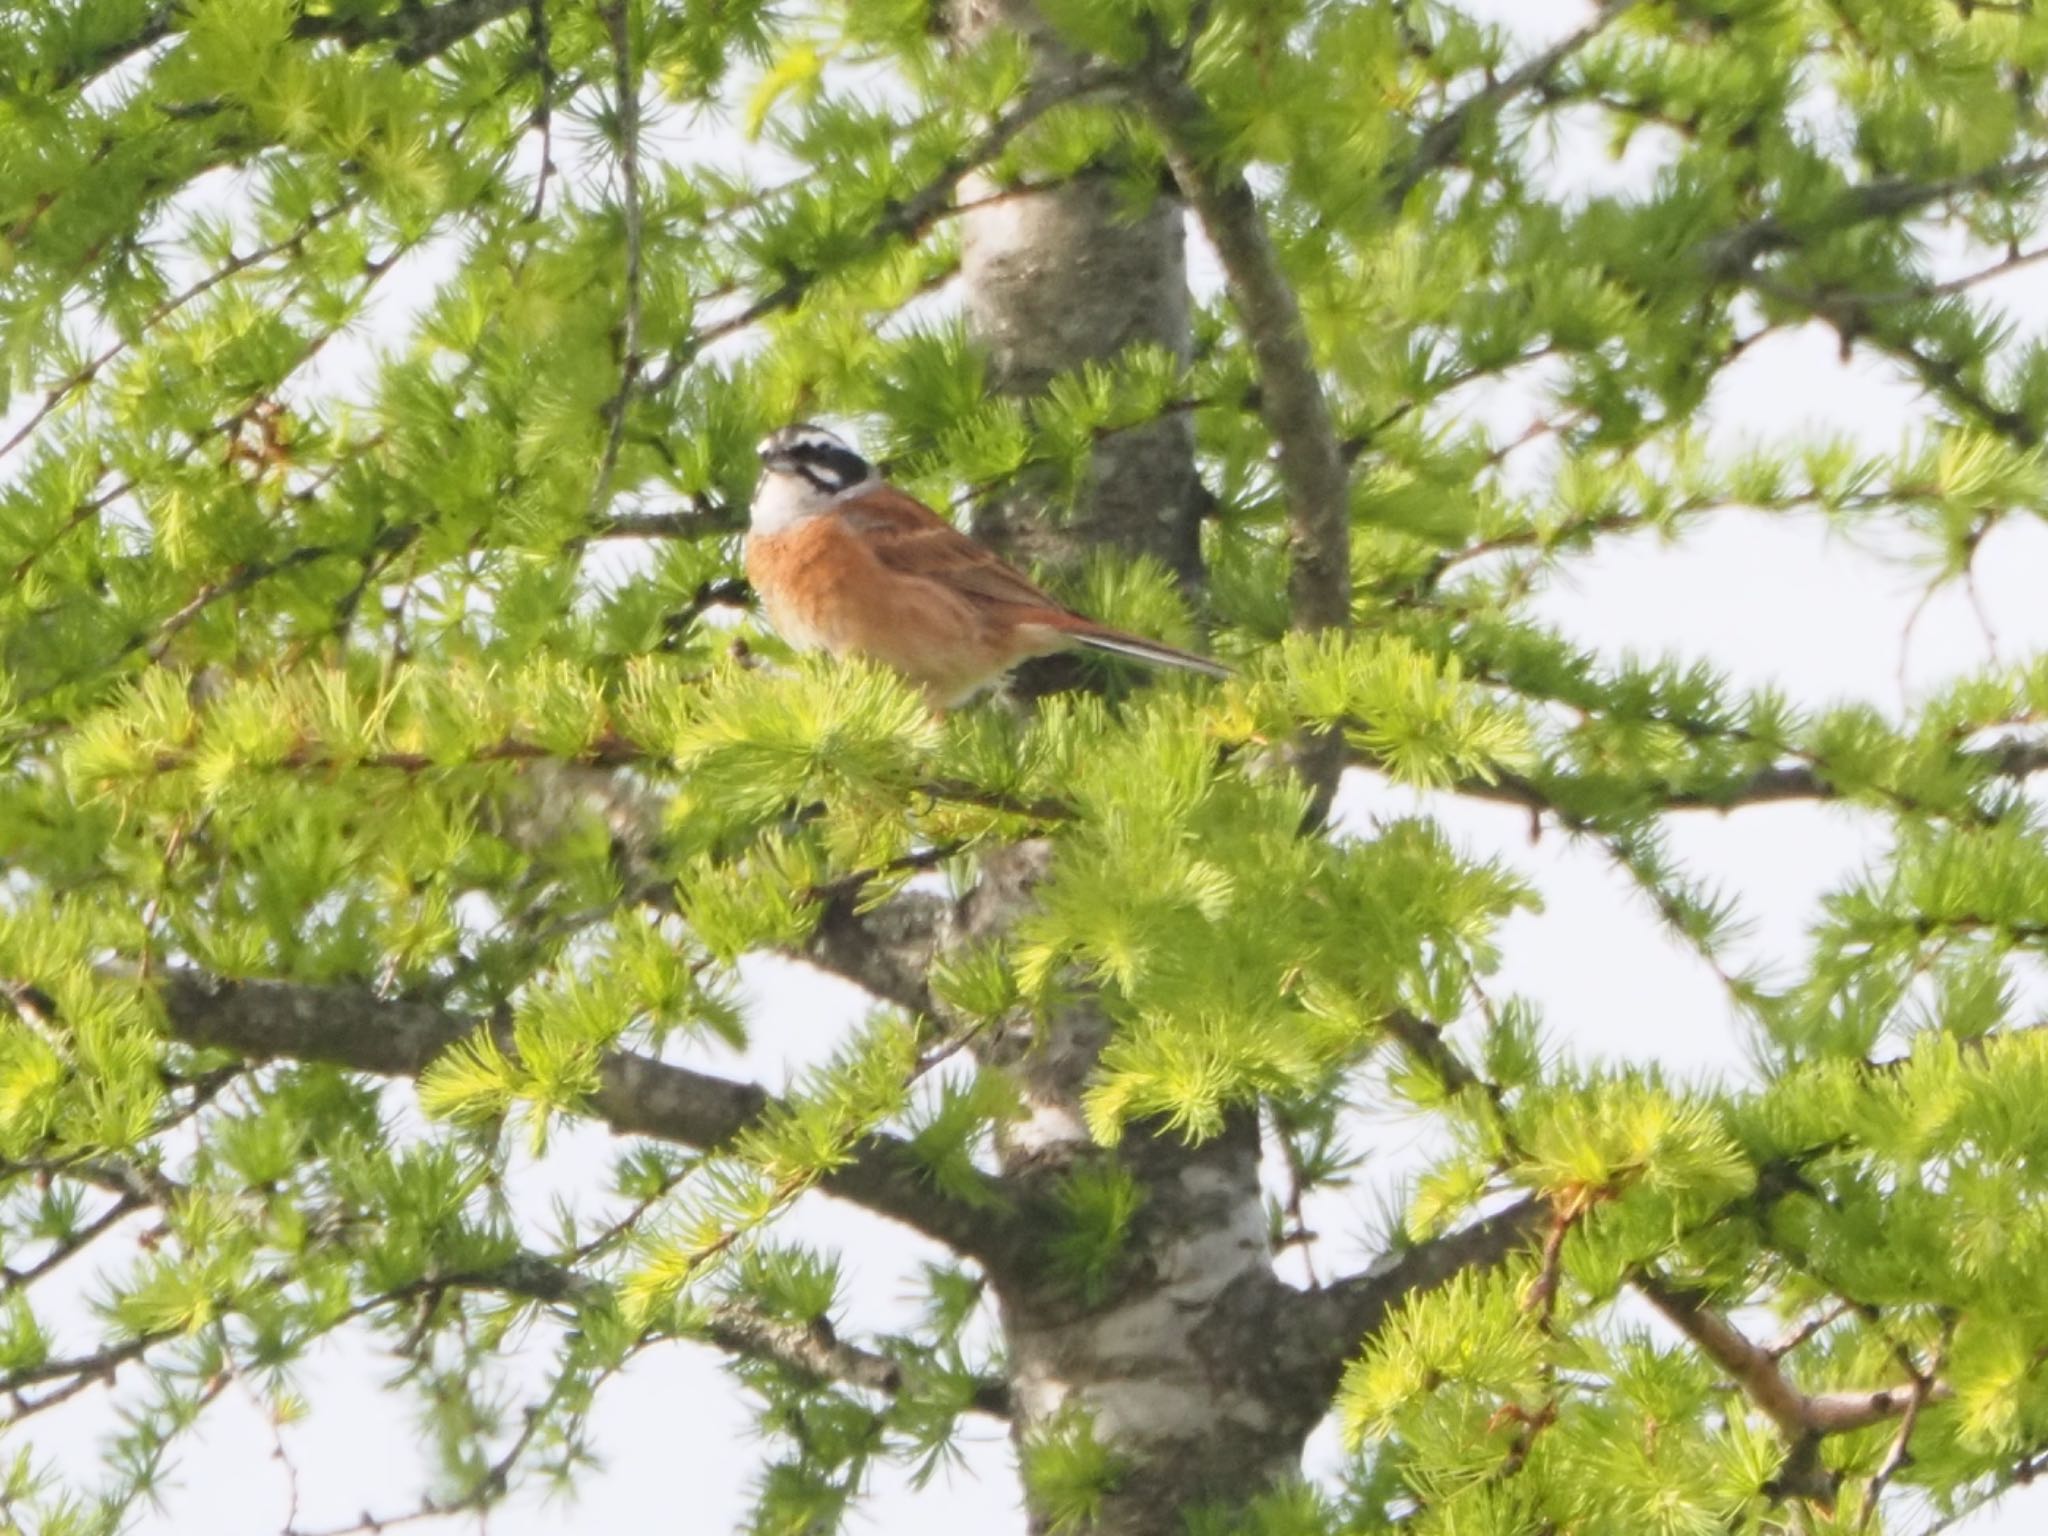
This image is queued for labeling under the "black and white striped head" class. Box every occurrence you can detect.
[756,423,873,495]
[750,423,878,535]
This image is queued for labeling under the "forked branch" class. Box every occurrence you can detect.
[1638,1272,1952,1439]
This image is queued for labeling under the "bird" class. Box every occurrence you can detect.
[744,423,1230,707]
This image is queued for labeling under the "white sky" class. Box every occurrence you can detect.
[12,1,2048,1531]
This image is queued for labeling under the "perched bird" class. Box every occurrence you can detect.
[745,423,1229,707]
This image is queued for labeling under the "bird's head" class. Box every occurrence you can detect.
[755,423,873,496]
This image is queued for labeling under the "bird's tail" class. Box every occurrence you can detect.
[1065,626,1233,680]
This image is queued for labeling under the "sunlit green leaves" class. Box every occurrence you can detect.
[663,654,941,831]
[6,0,2048,1531]
[1018,1406,1129,1535]
[1340,1270,1546,1448]
[1270,632,1534,788]
[1516,1075,1754,1215]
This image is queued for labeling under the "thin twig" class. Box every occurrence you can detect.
[1766,1301,1858,1360]
[1520,1202,1575,1328]
[1385,4,1640,206]
[0,196,359,470]
[639,67,1125,397]
[1273,1119,1322,1287]
[1862,1365,1937,1526]
[587,0,645,521]
[0,1191,147,1295]
[525,0,556,223]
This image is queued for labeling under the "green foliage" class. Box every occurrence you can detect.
[1020,1407,1129,1534]
[5,0,2048,1532]
[1044,1161,1145,1304]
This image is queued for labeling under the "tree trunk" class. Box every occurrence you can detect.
[947,6,1300,1531]
[959,848,1316,1536]
[952,2,1206,591]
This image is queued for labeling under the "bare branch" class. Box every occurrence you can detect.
[800,889,952,1018]
[0,1153,180,1209]
[0,1332,170,1426]
[1349,730,2048,819]
[697,1302,1011,1417]
[1136,80,1348,636]
[587,510,733,541]
[1864,1363,1939,1524]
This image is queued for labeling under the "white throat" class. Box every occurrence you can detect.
[749,471,876,536]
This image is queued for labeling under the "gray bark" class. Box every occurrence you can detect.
[939,11,1289,1512]
[952,2,1206,595]
[955,846,1319,1534]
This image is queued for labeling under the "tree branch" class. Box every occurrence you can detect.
[157,976,1015,1266]
[408,1248,1015,1417]
[697,1303,1011,1418]
[1385,5,1638,207]
[800,890,951,1018]
[292,0,527,66]
[587,0,645,520]
[1136,80,1348,636]
[1301,1196,1546,1359]
[1637,1272,1952,1439]
[40,6,177,96]
[641,66,1125,397]
[1378,1007,1496,1098]
[1700,149,2048,284]
[39,0,518,98]
[587,509,735,541]
[1136,66,1352,820]
[1349,730,2048,819]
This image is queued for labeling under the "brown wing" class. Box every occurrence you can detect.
[829,485,1069,614]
